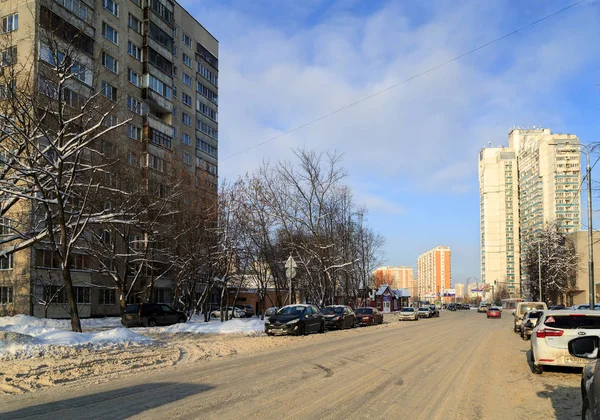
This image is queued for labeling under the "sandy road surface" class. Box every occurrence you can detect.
[0,311,584,420]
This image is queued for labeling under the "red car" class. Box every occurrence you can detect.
[354,307,384,326]
[487,307,502,319]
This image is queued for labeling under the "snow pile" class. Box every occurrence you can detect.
[0,314,122,330]
[157,318,265,335]
[0,316,152,359]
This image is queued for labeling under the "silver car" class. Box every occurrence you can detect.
[399,307,419,321]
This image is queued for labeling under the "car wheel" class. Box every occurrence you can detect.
[147,319,157,327]
[178,317,186,323]
[514,324,517,333]
[582,397,592,420]
[532,364,544,375]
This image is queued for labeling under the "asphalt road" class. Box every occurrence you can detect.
[0,310,583,420]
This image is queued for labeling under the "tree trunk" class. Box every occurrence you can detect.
[62,265,82,332]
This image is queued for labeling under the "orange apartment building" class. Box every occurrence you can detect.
[372,266,414,289]
[416,246,451,303]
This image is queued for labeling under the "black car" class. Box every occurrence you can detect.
[121,303,187,327]
[321,305,356,330]
[448,303,457,311]
[429,305,440,317]
[568,336,600,419]
[265,304,325,336]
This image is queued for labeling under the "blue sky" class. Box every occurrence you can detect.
[179,0,600,285]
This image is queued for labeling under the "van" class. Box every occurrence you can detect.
[513,301,547,332]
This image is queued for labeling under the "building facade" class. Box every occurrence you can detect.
[454,283,465,299]
[372,266,414,289]
[478,128,581,298]
[0,0,218,317]
[416,246,451,303]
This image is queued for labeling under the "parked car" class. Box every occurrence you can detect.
[487,307,501,319]
[264,304,324,336]
[519,310,544,340]
[321,305,356,330]
[514,302,547,333]
[399,306,419,321]
[417,307,431,318]
[530,309,600,374]
[354,307,384,326]
[264,306,279,317]
[572,304,600,310]
[235,304,255,318]
[549,305,566,310]
[567,335,600,419]
[121,303,187,327]
[429,305,440,317]
[447,303,457,311]
[210,306,246,319]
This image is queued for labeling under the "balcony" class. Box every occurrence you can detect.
[142,88,173,114]
[145,114,174,138]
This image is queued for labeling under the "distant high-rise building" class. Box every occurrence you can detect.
[372,266,414,289]
[454,283,465,298]
[416,246,451,302]
[479,128,581,298]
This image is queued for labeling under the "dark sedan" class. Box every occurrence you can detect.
[264,304,325,336]
[354,307,383,326]
[321,305,356,330]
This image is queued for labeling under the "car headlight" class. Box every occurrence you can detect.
[286,318,299,325]
[332,316,340,321]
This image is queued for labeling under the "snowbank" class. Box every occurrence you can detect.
[0,315,151,359]
[0,314,122,329]
[153,318,265,335]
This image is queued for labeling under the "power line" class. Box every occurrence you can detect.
[223,0,586,160]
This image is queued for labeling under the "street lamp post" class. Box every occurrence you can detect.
[550,142,595,309]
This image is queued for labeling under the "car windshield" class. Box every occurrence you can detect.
[544,315,600,329]
[322,307,344,315]
[528,311,543,319]
[277,306,306,316]
[355,308,372,314]
[418,308,428,311]
[401,308,415,312]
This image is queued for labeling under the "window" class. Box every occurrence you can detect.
[102,230,112,245]
[128,69,142,87]
[127,124,141,140]
[183,53,192,68]
[0,80,16,99]
[1,13,18,33]
[102,52,118,73]
[1,46,16,67]
[149,0,173,24]
[102,114,118,127]
[182,132,191,146]
[196,100,218,121]
[198,62,218,86]
[130,0,142,6]
[101,289,116,305]
[75,287,91,304]
[102,22,118,45]
[198,120,218,139]
[128,13,141,33]
[183,152,192,166]
[71,61,90,84]
[149,22,173,50]
[103,0,119,16]
[148,48,173,75]
[101,81,117,101]
[182,92,192,107]
[127,95,143,115]
[0,254,13,270]
[36,249,59,268]
[183,33,192,48]
[56,0,90,21]
[127,151,138,165]
[198,140,218,158]
[182,112,191,126]
[128,41,142,61]
[146,74,172,99]
[0,286,12,304]
[182,72,192,87]
[148,153,166,172]
[71,254,90,270]
[0,217,12,235]
[149,128,172,150]
[152,287,172,304]
[197,81,218,104]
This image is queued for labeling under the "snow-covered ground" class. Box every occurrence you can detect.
[0,315,265,359]
[0,315,152,359]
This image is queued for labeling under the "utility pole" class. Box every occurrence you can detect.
[285,255,297,306]
[587,151,596,309]
[538,241,542,302]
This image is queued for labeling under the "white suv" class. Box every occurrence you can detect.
[530,309,600,374]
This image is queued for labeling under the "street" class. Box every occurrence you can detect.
[0,311,583,420]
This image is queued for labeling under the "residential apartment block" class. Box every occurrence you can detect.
[372,266,414,289]
[416,246,451,302]
[478,128,581,298]
[0,0,218,317]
